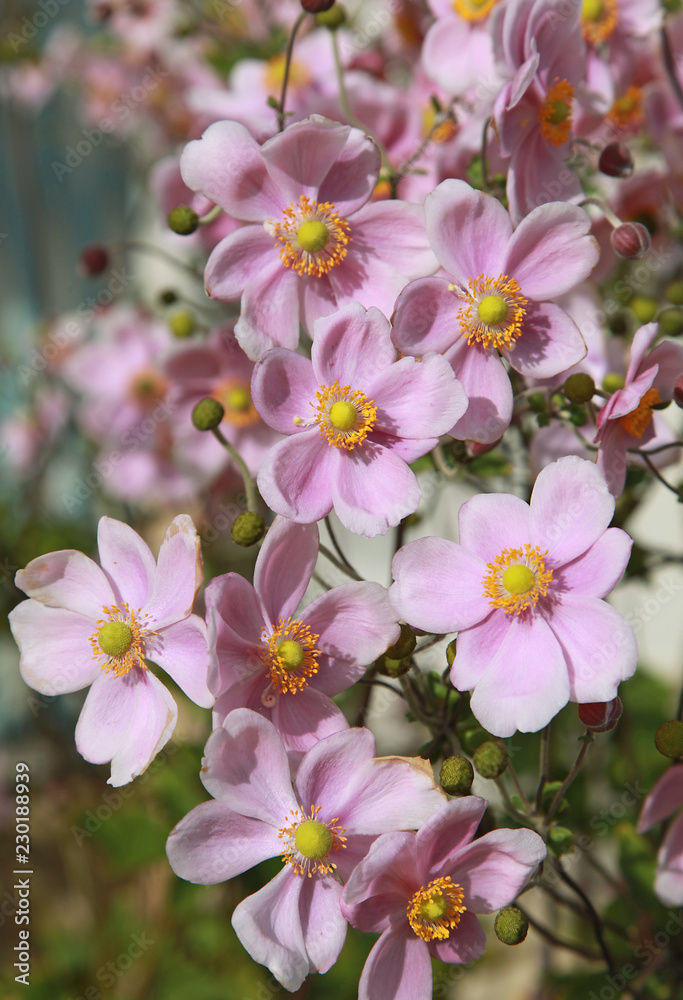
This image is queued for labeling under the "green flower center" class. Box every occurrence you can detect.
[477,295,509,325]
[97,621,133,657]
[277,639,305,672]
[420,892,448,922]
[297,220,330,253]
[547,100,570,125]
[502,564,536,595]
[294,819,333,860]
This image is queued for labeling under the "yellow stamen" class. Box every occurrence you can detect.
[407,877,467,941]
[457,274,527,351]
[313,380,377,450]
[272,195,351,278]
[451,0,499,22]
[608,86,644,128]
[619,387,660,438]
[89,603,157,678]
[483,545,554,615]
[538,79,574,146]
[279,804,347,877]
[262,617,320,695]
[581,0,618,44]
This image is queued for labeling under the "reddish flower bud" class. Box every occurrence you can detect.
[610,222,651,260]
[78,245,109,276]
[674,374,683,409]
[578,697,622,733]
[300,0,336,11]
[598,143,634,178]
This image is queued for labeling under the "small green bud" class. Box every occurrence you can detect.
[446,638,457,668]
[385,624,417,660]
[167,206,199,235]
[168,309,196,338]
[439,755,474,796]
[494,906,529,945]
[377,654,412,678]
[230,511,266,547]
[548,825,574,856]
[527,392,546,413]
[602,372,626,394]
[473,740,508,779]
[654,719,683,758]
[315,3,346,28]
[564,372,596,404]
[192,397,225,430]
[630,296,659,324]
[658,308,683,337]
[665,281,683,305]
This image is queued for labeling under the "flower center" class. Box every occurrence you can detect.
[263,54,311,94]
[212,379,260,428]
[608,86,644,128]
[538,80,574,146]
[619,387,660,438]
[483,545,554,615]
[305,380,378,450]
[581,0,618,43]
[130,368,168,406]
[271,195,351,278]
[279,805,347,878]
[407,877,466,941]
[456,274,527,351]
[262,617,320,696]
[89,603,157,677]
[451,0,499,21]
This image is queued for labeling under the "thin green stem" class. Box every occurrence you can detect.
[324,515,363,581]
[319,542,363,581]
[535,725,551,813]
[210,427,259,513]
[330,29,391,172]
[277,11,307,131]
[544,735,592,827]
[550,857,618,976]
[515,906,601,960]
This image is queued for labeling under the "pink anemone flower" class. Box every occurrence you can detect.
[391,179,598,444]
[637,765,683,906]
[206,515,400,752]
[166,709,446,991]
[341,797,546,1000]
[252,301,467,537]
[179,115,438,359]
[390,456,638,737]
[9,516,212,786]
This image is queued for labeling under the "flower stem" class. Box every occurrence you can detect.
[277,11,307,132]
[324,515,363,581]
[210,427,259,513]
[319,542,363,581]
[535,724,551,813]
[543,735,592,827]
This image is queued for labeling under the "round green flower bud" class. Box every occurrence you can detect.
[631,296,658,324]
[548,825,575,856]
[472,741,508,779]
[439,755,474,796]
[168,206,199,235]
[315,4,346,28]
[655,719,683,758]
[665,281,683,305]
[168,309,196,338]
[658,308,683,337]
[446,638,457,668]
[192,397,225,430]
[230,511,266,547]
[494,906,529,945]
[564,372,596,404]
[377,654,412,678]
[385,623,417,660]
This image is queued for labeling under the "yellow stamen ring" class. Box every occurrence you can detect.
[278,804,348,878]
[538,79,574,146]
[89,603,157,678]
[619,387,660,438]
[272,195,351,278]
[314,380,377,450]
[451,0,499,21]
[456,274,527,351]
[262,617,320,695]
[407,877,467,941]
[483,544,554,615]
[581,0,618,44]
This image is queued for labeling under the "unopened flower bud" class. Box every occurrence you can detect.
[301,0,336,12]
[230,511,266,547]
[548,825,574,856]
[446,638,457,667]
[168,206,199,235]
[674,375,683,409]
[473,741,508,779]
[611,222,651,260]
[377,654,412,677]
[631,295,658,323]
[168,309,196,338]
[440,756,474,796]
[659,309,683,338]
[654,719,683,758]
[564,372,596,404]
[598,142,634,178]
[78,244,109,276]
[385,623,417,660]
[192,397,224,430]
[315,3,346,26]
[494,906,529,945]
[578,697,622,733]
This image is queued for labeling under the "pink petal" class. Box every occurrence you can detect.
[212,671,267,729]
[96,516,156,610]
[458,492,532,563]
[204,226,277,301]
[235,259,301,360]
[368,354,467,439]
[166,800,282,883]
[655,812,683,906]
[206,571,265,647]
[503,202,599,300]
[530,456,615,567]
[444,339,513,444]
[15,549,114,618]
[257,431,336,523]
[261,117,358,207]
[251,347,318,434]
[557,528,632,598]
[415,798,488,880]
[638,767,683,832]
[596,423,629,497]
[422,18,495,95]
[448,828,546,911]
[345,200,438,281]
[450,611,510,690]
[254,516,319,626]
[317,126,381,216]
[359,929,432,1000]
[152,616,212,708]
[546,595,637,703]
[424,179,511,287]
[391,277,463,356]
[649,341,683,396]
[144,515,203,629]
[341,831,419,927]
[200,708,297,823]
[503,302,586,379]
[311,302,397,391]
[271,687,351,753]
[604,366,657,421]
[331,445,421,538]
[469,615,570,736]
[299,875,348,974]
[9,600,101,694]
[429,910,487,965]
[75,668,177,786]
[180,120,284,221]
[295,726,377,815]
[625,322,659,383]
[231,869,309,992]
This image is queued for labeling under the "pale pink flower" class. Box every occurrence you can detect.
[638,765,683,906]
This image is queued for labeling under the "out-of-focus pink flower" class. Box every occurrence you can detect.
[638,766,683,906]
[341,797,546,1000]
[422,0,504,98]
[9,516,212,786]
[252,302,466,537]
[166,709,446,991]
[206,515,400,752]
[390,457,637,737]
